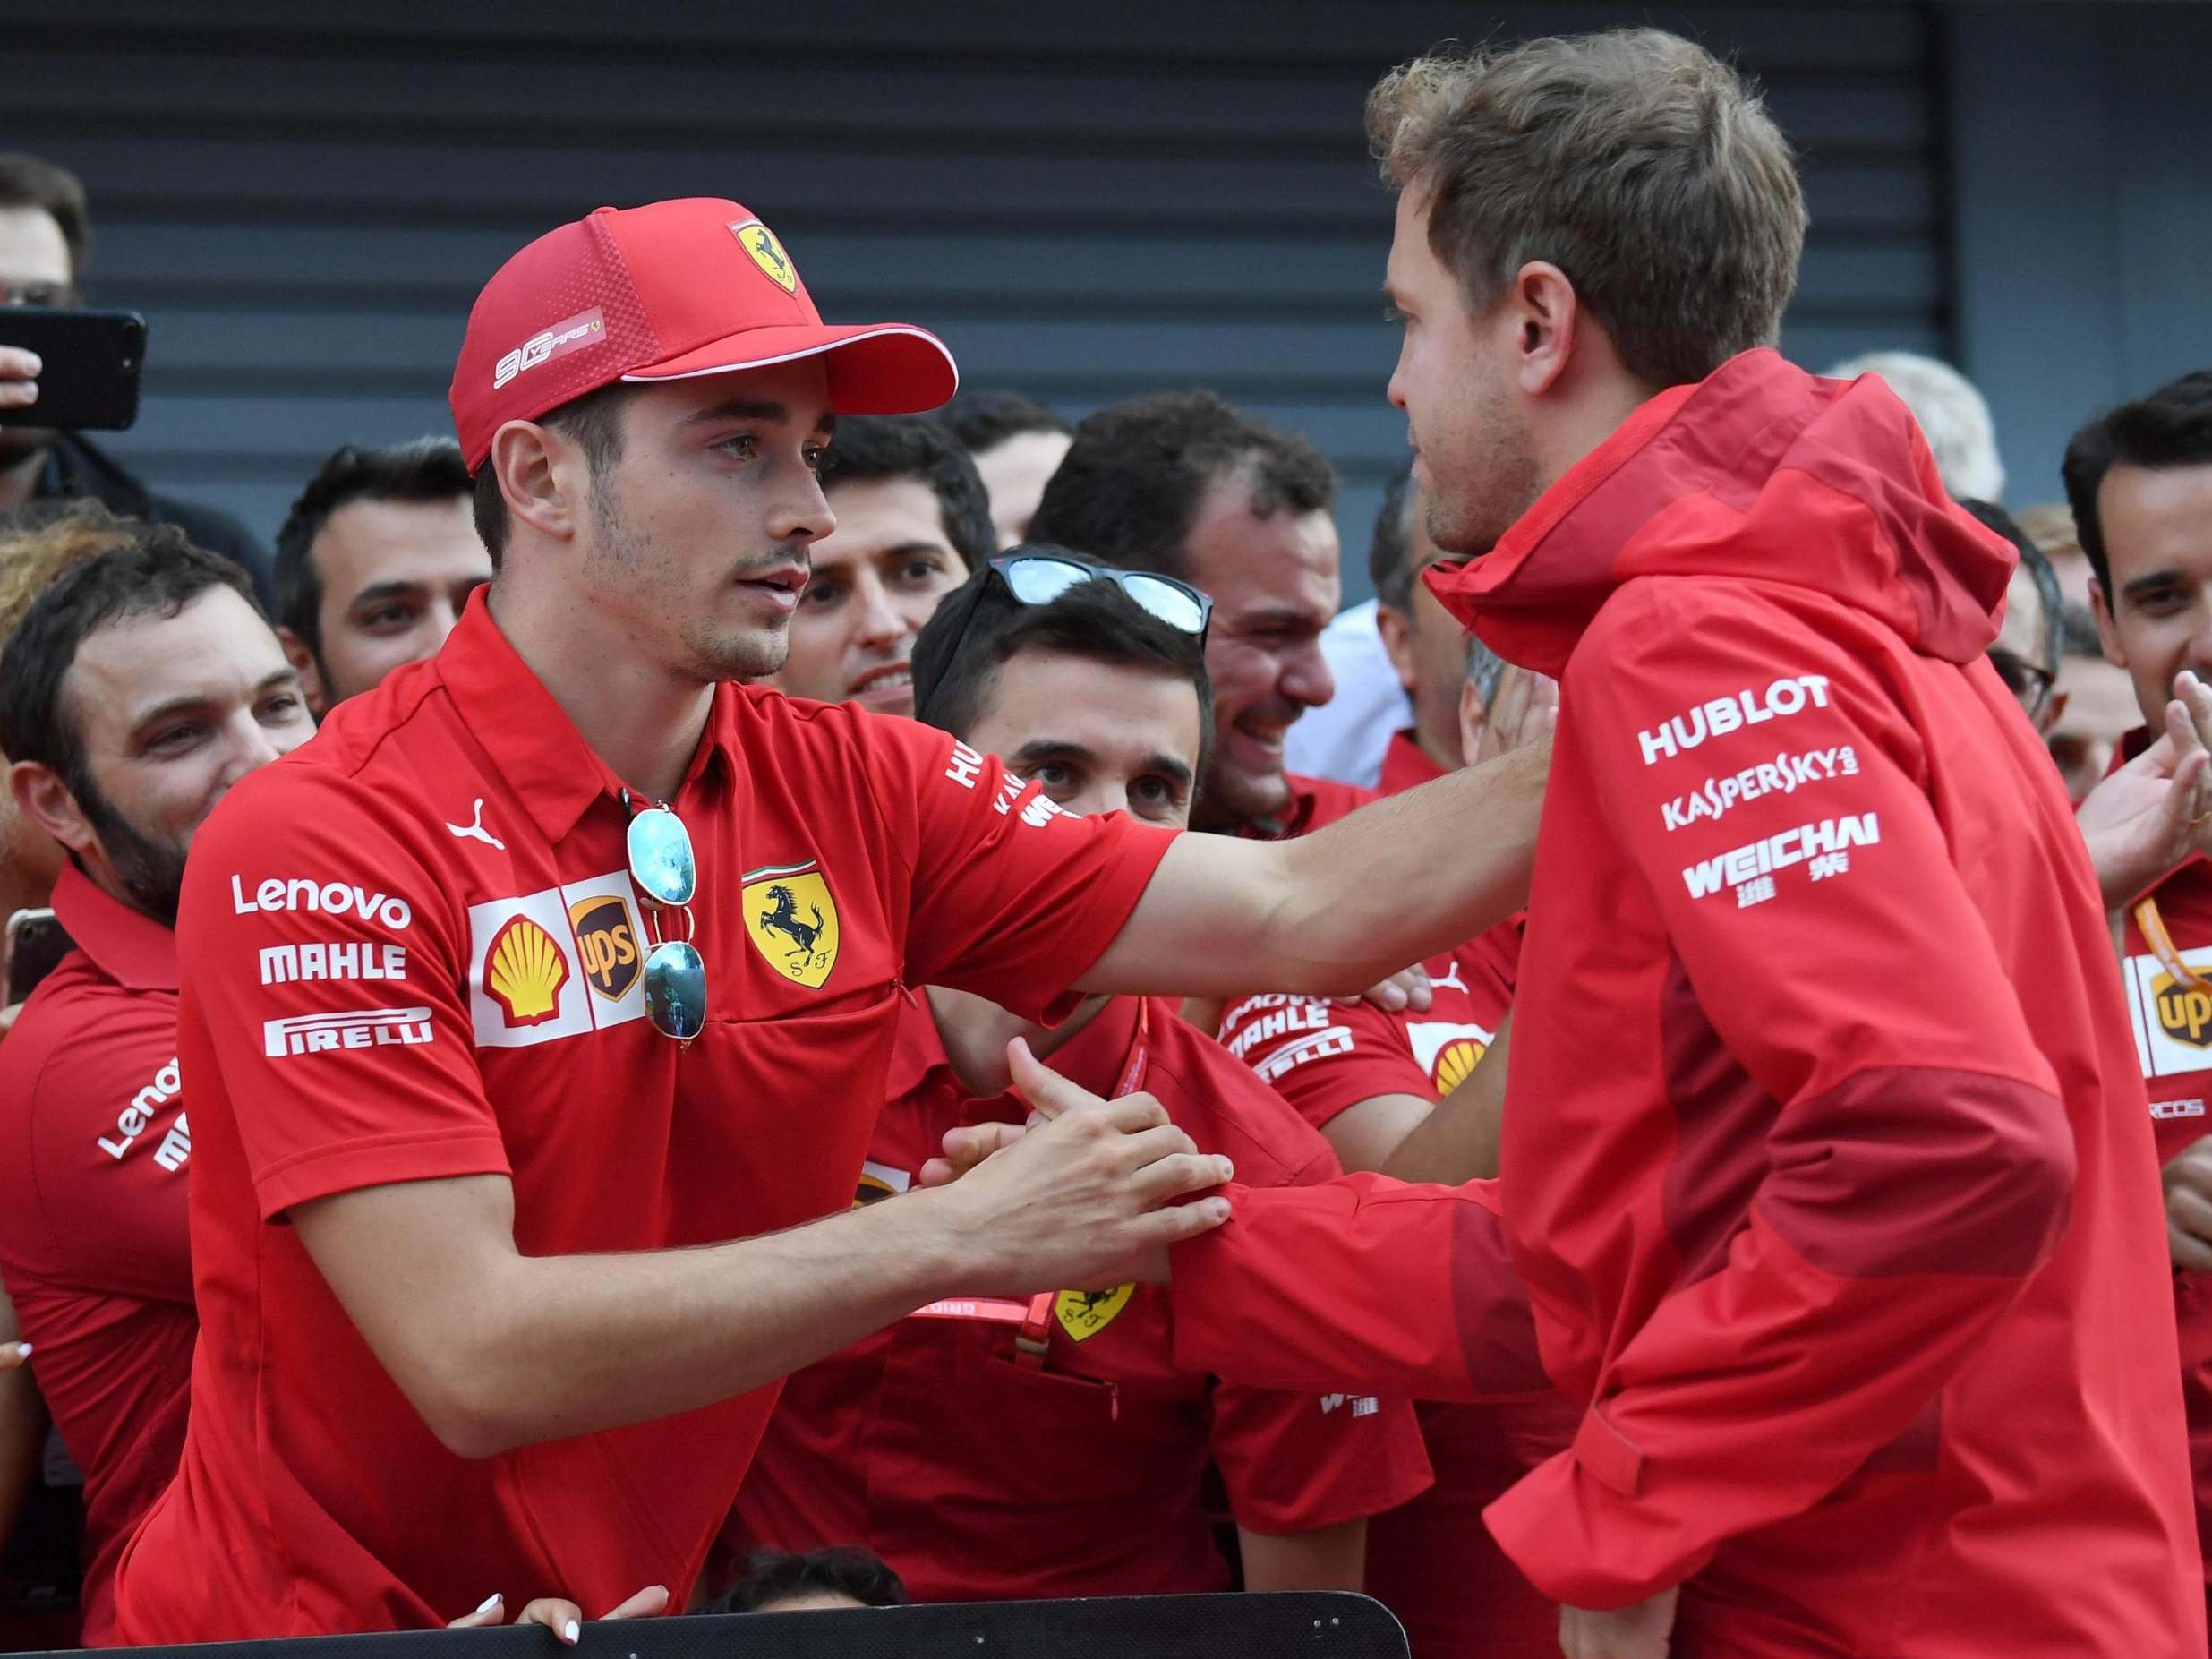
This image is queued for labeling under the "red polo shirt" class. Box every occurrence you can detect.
[110,592,1174,1641]
[728,991,1430,1599]
[1235,772,1375,841]
[0,863,192,1646]
[1219,913,1566,1659]
[1375,730,1446,797]
[2112,727,2212,1589]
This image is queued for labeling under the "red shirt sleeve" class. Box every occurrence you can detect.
[176,769,509,1221]
[1485,582,2074,1607]
[860,719,1176,1022]
[20,989,192,1304]
[1217,994,1436,1130]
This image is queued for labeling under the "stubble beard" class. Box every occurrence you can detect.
[76,775,188,928]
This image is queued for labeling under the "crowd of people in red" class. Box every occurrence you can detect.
[1,25,2210,1659]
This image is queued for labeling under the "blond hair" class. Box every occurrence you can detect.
[1368,29,1806,389]
[0,500,141,646]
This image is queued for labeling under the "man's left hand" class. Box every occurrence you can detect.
[1560,1586,1679,1659]
[1337,963,1431,1014]
[2078,669,2212,909]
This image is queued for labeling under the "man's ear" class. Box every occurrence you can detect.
[2037,687,2070,740]
[9,759,95,860]
[277,626,329,719]
[1456,679,1490,766]
[1506,261,1581,398]
[487,419,585,551]
[1374,603,1418,697]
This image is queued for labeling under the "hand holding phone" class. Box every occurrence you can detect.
[0,308,146,431]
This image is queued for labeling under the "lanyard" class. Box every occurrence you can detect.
[2137,892,2211,993]
[906,1002,1152,1364]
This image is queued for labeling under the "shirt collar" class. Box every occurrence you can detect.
[49,860,177,992]
[435,587,740,843]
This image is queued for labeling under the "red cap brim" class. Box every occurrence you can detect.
[622,321,958,415]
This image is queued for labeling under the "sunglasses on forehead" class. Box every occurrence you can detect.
[987,553,1213,641]
[621,791,706,1043]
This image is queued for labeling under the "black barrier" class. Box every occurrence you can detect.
[22,1594,1407,1659]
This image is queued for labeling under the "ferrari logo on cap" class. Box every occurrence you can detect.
[1054,1284,1134,1342]
[741,860,839,988]
[730,219,798,295]
[484,914,570,1028]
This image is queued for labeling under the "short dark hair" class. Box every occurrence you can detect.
[0,522,257,804]
[2062,370,2212,603]
[1028,390,1334,583]
[911,547,1215,781]
[469,381,632,570]
[705,1546,909,1615]
[819,414,995,573]
[935,388,1072,455]
[0,154,92,279]
[1370,463,1420,611]
[1960,498,2062,676]
[277,438,474,649]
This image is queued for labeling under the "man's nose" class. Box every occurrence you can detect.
[1281,638,1337,711]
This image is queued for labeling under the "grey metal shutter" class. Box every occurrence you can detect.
[4,1,1945,594]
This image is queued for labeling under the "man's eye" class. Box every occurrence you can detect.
[2139,592,2187,616]
[259,695,305,722]
[359,606,414,630]
[1030,764,1071,789]
[715,433,759,460]
[147,725,202,754]
[802,578,844,609]
[802,445,829,474]
[898,556,947,586]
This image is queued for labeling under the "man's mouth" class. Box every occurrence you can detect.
[736,566,807,614]
[848,661,914,704]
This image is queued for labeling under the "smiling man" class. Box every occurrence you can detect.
[1029,391,1365,837]
[764,414,989,716]
[108,199,1547,1640]
[0,525,314,1641]
[273,439,491,716]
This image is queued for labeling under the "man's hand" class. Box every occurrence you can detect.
[449,1586,667,1641]
[1467,663,1560,767]
[1336,963,1431,1014]
[917,1037,1230,1287]
[2078,670,2212,910]
[2165,1141,2212,1272]
[1560,1586,1679,1659]
[0,346,38,413]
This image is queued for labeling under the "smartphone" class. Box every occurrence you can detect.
[0,307,146,432]
[4,908,73,1005]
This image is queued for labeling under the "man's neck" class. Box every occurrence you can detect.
[1531,372,1662,507]
[486,576,713,804]
[925,985,1117,1099]
[0,444,47,513]
[1413,723,1458,775]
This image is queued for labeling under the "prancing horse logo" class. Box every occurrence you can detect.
[758,884,824,959]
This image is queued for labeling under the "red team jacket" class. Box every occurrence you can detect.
[1220,921,1574,1659]
[109,594,1176,1638]
[0,865,193,1645]
[730,992,1430,1598]
[1176,351,2202,1655]
[2114,734,2212,1592]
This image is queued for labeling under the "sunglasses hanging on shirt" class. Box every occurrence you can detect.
[622,791,707,1043]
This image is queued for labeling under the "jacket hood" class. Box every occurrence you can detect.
[1424,349,2016,677]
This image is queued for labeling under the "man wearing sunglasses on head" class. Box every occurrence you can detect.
[113,201,1545,1642]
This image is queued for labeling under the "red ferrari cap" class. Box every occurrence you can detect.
[449,198,959,472]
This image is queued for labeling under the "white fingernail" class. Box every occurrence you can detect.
[475,1594,501,1615]
[13,1342,27,1358]
[565,1620,581,1644]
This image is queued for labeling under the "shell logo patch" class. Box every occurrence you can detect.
[742,860,840,988]
[851,1159,912,1209]
[1431,1036,1490,1095]
[485,914,569,1027]
[1054,1284,1133,1342]
[2155,972,2212,1049]
[568,894,641,1004]
[730,219,798,295]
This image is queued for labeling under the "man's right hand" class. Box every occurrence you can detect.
[0,347,39,413]
[918,1037,1231,1288]
[2164,1141,2212,1272]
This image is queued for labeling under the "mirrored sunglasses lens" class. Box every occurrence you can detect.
[627,808,696,906]
[1003,559,1088,606]
[1123,575,1207,634]
[642,940,707,1040]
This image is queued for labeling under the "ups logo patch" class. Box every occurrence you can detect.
[568,894,641,1004]
[2156,972,2212,1049]
[1054,1284,1133,1342]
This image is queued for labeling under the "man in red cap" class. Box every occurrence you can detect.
[109,198,1545,1639]
[1159,30,2204,1659]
